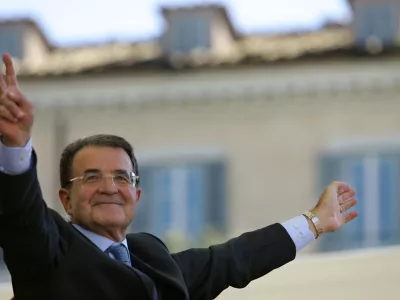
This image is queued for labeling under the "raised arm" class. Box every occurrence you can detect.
[0,53,62,278]
[172,182,358,300]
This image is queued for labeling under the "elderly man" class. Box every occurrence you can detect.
[0,53,358,300]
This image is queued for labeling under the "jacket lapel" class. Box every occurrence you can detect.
[70,224,188,299]
[129,251,189,299]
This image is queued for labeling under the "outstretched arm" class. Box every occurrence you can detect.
[172,222,297,300]
[173,182,358,300]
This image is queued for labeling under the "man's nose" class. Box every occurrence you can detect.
[98,176,118,193]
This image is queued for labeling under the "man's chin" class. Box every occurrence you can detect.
[92,205,127,226]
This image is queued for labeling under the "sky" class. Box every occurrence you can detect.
[0,0,352,46]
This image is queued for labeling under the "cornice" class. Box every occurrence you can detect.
[22,61,400,110]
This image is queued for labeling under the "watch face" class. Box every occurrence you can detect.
[305,212,314,219]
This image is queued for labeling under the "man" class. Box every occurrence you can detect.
[0,52,358,300]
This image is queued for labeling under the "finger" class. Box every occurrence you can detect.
[0,105,18,122]
[340,197,358,212]
[2,53,17,87]
[0,69,5,99]
[6,89,26,106]
[4,99,24,119]
[343,211,358,223]
[335,181,352,194]
[338,189,356,203]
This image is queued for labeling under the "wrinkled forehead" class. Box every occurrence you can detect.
[72,146,133,175]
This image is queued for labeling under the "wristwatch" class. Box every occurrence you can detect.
[302,211,323,239]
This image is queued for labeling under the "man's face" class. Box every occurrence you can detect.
[59,146,141,239]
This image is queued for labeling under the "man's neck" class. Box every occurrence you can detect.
[72,223,129,252]
[71,221,126,243]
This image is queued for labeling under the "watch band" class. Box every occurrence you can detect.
[302,211,323,239]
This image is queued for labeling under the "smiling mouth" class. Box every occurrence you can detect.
[95,202,122,206]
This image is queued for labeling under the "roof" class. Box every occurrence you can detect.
[20,27,356,77]
[0,18,53,50]
[0,4,382,78]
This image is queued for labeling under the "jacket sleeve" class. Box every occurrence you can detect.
[172,223,296,300]
[0,150,62,278]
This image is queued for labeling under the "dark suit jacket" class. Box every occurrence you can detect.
[0,152,296,300]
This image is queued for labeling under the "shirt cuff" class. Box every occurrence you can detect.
[0,136,33,174]
[281,215,315,252]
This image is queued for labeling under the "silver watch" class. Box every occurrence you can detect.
[302,211,323,239]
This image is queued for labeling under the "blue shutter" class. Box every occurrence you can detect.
[180,16,193,53]
[169,15,211,53]
[341,157,365,250]
[0,248,5,270]
[195,17,211,49]
[0,27,23,59]
[355,4,398,47]
[184,161,227,239]
[318,155,342,252]
[169,19,182,54]
[317,154,340,189]
[378,156,400,246]
[205,161,227,233]
[150,166,171,238]
[374,5,398,45]
[186,164,206,239]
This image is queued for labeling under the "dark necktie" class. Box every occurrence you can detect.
[106,243,158,300]
[106,243,131,266]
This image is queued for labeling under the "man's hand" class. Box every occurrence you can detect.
[0,53,33,147]
[311,181,358,235]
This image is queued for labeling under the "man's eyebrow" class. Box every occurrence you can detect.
[83,169,101,174]
[113,169,131,174]
[82,169,131,174]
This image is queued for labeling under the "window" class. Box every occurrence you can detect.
[318,152,400,252]
[0,248,11,280]
[129,160,227,250]
[167,15,211,53]
[354,3,399,47]
[0,26,24,59]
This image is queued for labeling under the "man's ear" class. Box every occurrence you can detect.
[59,188,73,216]
[135,188,142,204]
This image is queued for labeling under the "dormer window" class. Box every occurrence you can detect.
[168,14,211,53]
[353,3,399,48]
[0,26,24,59]
[160,5,236,56]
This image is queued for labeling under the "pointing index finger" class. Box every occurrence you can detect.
[2,53,17,87]
[0,61,5,97]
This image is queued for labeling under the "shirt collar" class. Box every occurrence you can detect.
[72,223,129,252]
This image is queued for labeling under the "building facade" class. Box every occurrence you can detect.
[0,0,399,254]
[16,54,400,255]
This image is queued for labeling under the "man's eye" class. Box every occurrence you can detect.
[85,175,100,182]
[114,176,130,183]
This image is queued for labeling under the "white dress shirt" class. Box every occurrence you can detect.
[73,224,130,260]
[0,137,315,252]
